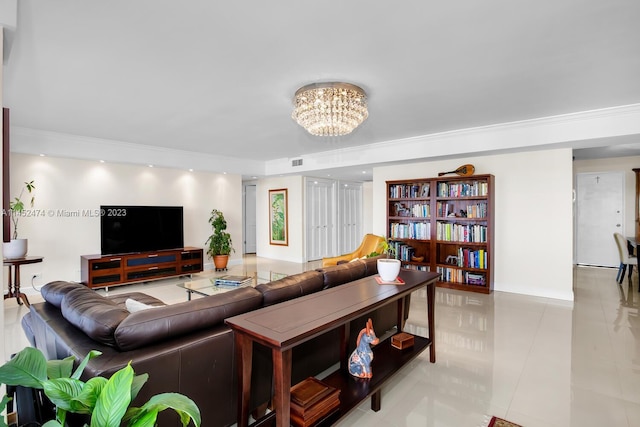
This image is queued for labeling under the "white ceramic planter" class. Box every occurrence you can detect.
[3,239,28,259]
[377,258,401,282]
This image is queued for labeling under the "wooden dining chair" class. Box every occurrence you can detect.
[614,232,638,289]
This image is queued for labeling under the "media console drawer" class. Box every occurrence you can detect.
[81,247,203,288]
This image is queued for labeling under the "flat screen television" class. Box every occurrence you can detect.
[100,205,184,255]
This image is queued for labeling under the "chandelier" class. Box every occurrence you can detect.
[292,82,368,136]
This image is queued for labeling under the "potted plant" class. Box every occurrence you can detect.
[3,180,35,259]
[376,238,401,282]
[205,209,234,271]
[0,347,201,427]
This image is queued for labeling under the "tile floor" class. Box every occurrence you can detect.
[3,257,640,427]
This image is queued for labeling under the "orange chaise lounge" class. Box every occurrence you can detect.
[321,234,386,267]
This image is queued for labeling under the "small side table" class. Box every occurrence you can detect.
[3,256,43,308]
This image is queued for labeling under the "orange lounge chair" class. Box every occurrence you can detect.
[321,234,386,267]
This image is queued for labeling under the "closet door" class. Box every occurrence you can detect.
[576,171,624,267]
[337,182,363,255]
[306,179,335,261]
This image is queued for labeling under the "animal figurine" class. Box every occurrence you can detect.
[348,318,379,379]
[394,202,409,217]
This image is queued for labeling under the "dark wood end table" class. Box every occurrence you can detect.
[3,256,44,308]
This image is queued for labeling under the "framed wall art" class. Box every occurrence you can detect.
[269,188,288,246]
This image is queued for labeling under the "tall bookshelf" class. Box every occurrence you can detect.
[387,174,494,294]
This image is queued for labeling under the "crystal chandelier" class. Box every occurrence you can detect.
[292,82,368,136]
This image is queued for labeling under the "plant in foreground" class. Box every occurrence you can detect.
[0,347,200,427]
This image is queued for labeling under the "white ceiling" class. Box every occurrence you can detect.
[3,0,640,181]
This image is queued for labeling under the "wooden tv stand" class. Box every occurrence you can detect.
[226,269,438,427]
[80,247,203,289]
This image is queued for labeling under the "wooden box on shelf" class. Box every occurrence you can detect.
[391,332,415,350]
[290,377,340,427]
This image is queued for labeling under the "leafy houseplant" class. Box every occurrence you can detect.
[205,209,234,270]
[0,347,201,427]
[8,180,36,240]
[3,180,35,259]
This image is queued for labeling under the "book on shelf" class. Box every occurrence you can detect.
[214,275,252,287]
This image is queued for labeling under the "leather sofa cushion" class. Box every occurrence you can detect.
[41,281,86,308]
[114,286,263,351]
[256,271,324,306]
[108,292,166,308]
[61,287,129,347]
[360,255,383,276]
[317,260,367,289]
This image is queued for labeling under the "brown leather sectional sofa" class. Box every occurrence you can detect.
[21,256,405,427]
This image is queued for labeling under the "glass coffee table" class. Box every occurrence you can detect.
[177,276,255,300]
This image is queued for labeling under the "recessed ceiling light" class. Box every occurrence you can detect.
[362,171,366,174]
[251,176,257,179]
[39,153,45,157]
[99,160,105,163]
[148,165,153,168]
[223,172,227,175]
[188,168,194,172]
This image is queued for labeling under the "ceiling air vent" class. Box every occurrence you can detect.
[292,158,303,167]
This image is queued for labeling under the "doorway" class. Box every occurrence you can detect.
[575,171,624,267]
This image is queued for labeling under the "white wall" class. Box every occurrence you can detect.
[373,148,574,301]
[256,175,305,263]
[8,153,243,286]
[573,155,640,238]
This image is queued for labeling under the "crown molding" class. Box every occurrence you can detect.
[265,103,640,176]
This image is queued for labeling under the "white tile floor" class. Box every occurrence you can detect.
[4,257,640,427]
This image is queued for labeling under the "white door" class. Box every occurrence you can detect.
[337,182,363,255]
[244,184,257,253]
[306,179,335,261]
[576,172,624,267]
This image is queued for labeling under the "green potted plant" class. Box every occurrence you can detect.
[3,180,35,259]
[205,209,234,271]
[0,347,201,427]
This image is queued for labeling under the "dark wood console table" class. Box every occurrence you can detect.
[3,256,44,308]
[226,269,439,427]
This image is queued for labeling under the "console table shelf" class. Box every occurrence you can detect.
[253,335,431,427]
[227,269,438,427]
[81,247,203,288]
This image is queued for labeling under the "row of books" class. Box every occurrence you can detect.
[389,241,415,261]
[455,247,487,269]
[436,222,487,243]
[410,203,430,218]
[437,267,486,285]
[402,264,430,271]
[436,181,488,198]
[435,201,487,218]
[389,222,431,239]
[391,202,429,218]
[389,183,430,199]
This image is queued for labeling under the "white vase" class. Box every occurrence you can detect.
[3,239,28,259]
[377,258,401,282]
